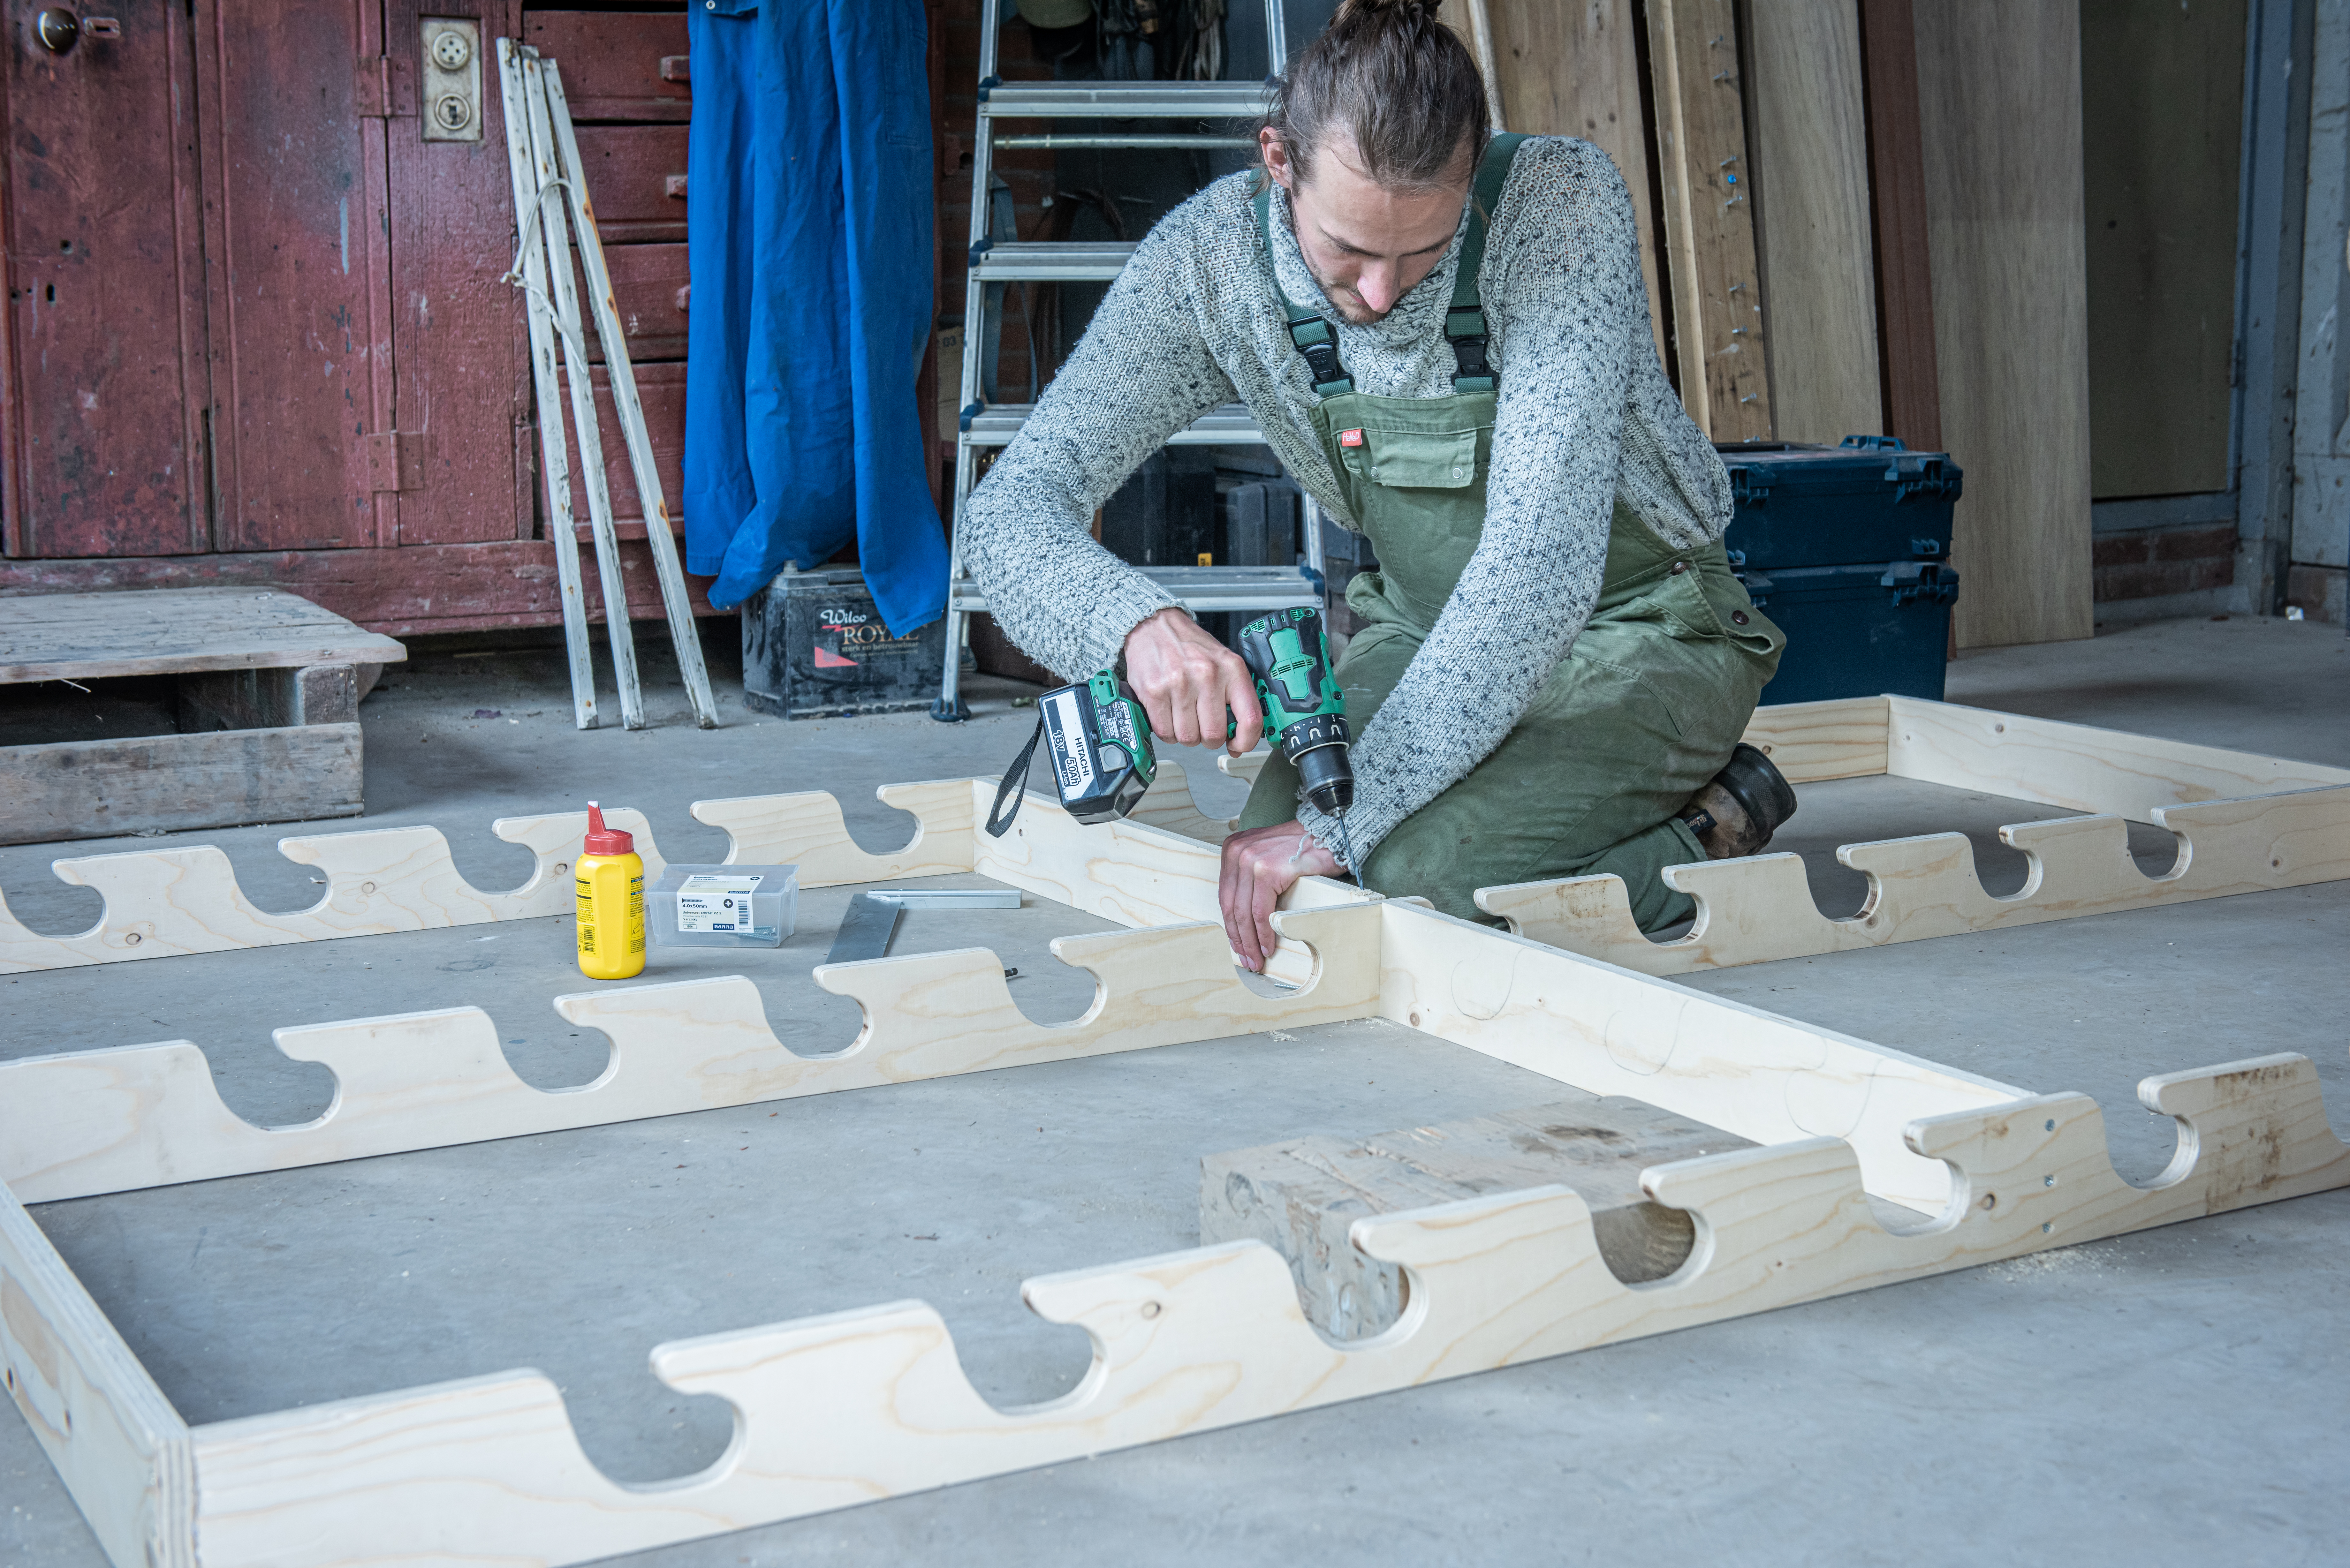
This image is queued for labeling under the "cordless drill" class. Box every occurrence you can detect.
[1234,606,1361,876]
[986,607,1359,875]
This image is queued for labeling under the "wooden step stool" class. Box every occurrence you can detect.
[0,587,406,846]
[1202,1097,1753,1341]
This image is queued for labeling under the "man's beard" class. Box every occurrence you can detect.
[1301,254,1388,325]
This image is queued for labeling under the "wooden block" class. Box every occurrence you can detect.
[0,724,363,847]
[1741,695,1890,781]
[175,664,358,732]
[0,587,406,684]
[1202,1100,1749,1338]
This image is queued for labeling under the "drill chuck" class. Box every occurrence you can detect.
[1277,712,1354,818]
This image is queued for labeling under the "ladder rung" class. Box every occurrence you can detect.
[950,566,1321,616]
[980,81,1274,120]
[963,402,1266,447]
[972,242,1135,281]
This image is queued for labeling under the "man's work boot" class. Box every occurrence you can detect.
[1675,743,1799,860]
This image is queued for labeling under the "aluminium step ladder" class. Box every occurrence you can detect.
[934,0,1329,720]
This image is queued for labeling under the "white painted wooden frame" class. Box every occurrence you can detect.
[6,780,2346,1567]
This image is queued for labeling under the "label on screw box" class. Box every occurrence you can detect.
[676,873,765,934]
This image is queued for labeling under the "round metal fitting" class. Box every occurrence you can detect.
[35,8,78,53]
[430,29,472,70]
[432,93,473,132]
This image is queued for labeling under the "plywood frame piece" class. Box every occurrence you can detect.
[1463,696,2350,974]
[0,780,984,975]
[0,901,1380,1206]
[6,777,2348,1566]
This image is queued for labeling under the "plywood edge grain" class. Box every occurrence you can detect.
[0,1180,194,1568]
[1886,697,2350,817]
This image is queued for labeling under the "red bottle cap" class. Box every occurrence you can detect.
[583,802,634,858]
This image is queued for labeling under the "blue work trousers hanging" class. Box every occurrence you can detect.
[686,0,947,635]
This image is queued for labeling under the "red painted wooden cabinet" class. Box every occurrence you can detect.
[0,3,701,635]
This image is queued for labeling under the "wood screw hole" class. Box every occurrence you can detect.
[1141,1301,1162,1319]
[124,932,141,946]
[360,881,377,895]
[2044,1118,2056,1131]
[1979,1192,1997,1210]
[1994,723,2005,733]
[2041,1222,2053,1234]
[2044,1174,2056,1187]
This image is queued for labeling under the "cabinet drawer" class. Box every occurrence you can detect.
[571,126,688,243]
[524,11,688,122]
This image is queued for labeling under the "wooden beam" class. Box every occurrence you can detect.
[0,724,365,848]
[1742,0,1883,443]
[1474,0,1671,368]
[1644,0,1771,439]
[1911,3,2094,648]
[1856,0,1942,450]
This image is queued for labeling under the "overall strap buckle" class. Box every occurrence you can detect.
[1287,314,1355,397]
[1445,305,1495,392]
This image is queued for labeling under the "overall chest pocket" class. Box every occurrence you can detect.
[1361,426,1481,489]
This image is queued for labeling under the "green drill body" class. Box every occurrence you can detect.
[1235,607,1360,877]
[990,609,1360,881]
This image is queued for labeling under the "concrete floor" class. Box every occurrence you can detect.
[3,613,2345,1566]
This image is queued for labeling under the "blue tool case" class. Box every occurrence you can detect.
[1716,437,1964,705]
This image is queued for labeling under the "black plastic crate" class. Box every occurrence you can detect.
[741,571,948,720]
[1716,436,1965,704]
[1740,561,1961,705]
[1717,436,1963,569]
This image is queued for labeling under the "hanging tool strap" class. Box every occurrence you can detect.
[986,716,1047,838]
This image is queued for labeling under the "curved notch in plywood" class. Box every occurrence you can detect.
[691,780,976,886]
[1477,785,2350,976]
[181,1051,2349,1568]
[0,809,660,975]
[0,908,1378,1205]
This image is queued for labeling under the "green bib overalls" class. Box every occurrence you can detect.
[1236,135,1786,932]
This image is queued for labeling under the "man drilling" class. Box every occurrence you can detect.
[963,0,1797,969]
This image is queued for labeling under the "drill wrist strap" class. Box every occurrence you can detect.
[985,717,1045,839]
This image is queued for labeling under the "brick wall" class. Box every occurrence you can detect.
[2091,523,2235,601]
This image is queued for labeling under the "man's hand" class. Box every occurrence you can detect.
[1219,819,1340,971]
[1122,607,1262,754]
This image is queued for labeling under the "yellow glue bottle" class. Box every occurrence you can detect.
[574,802,645,980]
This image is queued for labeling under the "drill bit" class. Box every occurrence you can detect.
[1331,814,1361,886]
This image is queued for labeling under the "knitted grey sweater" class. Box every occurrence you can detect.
[963,136,1732,868]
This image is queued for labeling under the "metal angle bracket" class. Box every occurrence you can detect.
[823,889,1023,967]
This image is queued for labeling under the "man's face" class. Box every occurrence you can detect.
[1262,129,1472,324]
